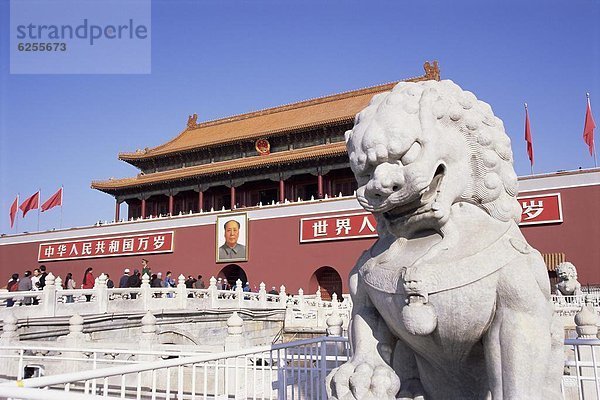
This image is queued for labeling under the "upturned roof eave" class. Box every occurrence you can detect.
[92,142,349,193]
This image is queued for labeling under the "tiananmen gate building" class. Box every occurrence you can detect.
[1,62,599,298]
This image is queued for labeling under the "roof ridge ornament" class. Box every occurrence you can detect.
[187,113,199,130]
[423,60,440,81]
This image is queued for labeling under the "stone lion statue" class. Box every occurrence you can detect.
[326,80,563,399]
[555,261,582,297]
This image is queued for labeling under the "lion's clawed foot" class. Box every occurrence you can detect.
[326,361,400,400]
[397,378,425,400]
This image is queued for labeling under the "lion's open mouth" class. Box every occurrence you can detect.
[383,164,445,222]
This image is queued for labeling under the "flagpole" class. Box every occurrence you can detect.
[60,185,64,229]
[37,189,41,232]
[15,193,19,234]
[588,93,598,168]
[525,103,534,175]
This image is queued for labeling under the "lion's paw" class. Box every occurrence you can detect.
[398,378,425,400]
[326,361,400,400]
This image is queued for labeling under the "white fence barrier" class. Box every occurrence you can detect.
[3,335,600,399]
[563,338,600,400]
[0,336,350,400]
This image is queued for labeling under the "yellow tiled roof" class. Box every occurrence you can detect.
[119,62,440,161]
[92,142,348,190]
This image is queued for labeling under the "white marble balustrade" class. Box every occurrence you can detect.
[0,273,352,330]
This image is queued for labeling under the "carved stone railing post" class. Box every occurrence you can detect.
[67,313,86,341]
[209,276,218,308]
[95,273,108,313]
[140,311,158,344]
[0,312,19,344]
[298,288,306,314]
[225,312,244,351]
[141,311,157,339]
[315,287,324,324]
[259,282,267,308]
[139,273,151,310]
[138,312,159,362]
[42,272,57,317]
[60,313,89,363]
[326,306,343,337]
[279,285,287,306]
[225,311,245,397]
[575,295,599,339]
[54,276,63,311]
[236,279,244,308]
[177,274,187,309]
[0,312,19,377]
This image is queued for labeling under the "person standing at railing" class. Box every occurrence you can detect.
[185,275,197,298]
[38,265,48,290]
[151,273,162,287]
[105,274,115,289]
[127,269,142,299]
[82,267,94,302]
[185,275,196,288]
[163,271,175,298]
[64,272,75,303]
[195,275,205,289]
[164,271,175,288]
[119,269,130,288]
[31,268,40,290]
[6,273,19,307]
[17,270,33,305]
[30,268,41,305]
[141,259,151,279]
[151,273,163,298]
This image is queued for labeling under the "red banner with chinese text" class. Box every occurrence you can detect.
[38,231,174,262]
[518,193,563,226]
[300,213,378,243]
[300,194,563,243]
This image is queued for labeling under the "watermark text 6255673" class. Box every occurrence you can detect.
[17,43,67,52]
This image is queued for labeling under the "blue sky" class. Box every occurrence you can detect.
[0,0,599,234]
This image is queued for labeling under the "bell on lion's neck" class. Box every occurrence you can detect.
[401,295,437,336]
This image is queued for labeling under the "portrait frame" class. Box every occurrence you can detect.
[215,213,248,263]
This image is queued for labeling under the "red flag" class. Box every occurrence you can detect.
[524,104,534,167]
[41,187,63,212]
[584,95,596,156]
[19,191,39,218]
[9,195,18,228]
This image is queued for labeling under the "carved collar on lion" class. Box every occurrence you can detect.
[359,204,531,297]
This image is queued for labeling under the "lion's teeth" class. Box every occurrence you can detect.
[431,202,441,211]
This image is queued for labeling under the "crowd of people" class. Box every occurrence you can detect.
[3,264,114,306]
[5,265,49,306]
[2,258,280,307]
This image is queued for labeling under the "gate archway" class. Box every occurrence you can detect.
[309,266,342,301]
[217,264,248,288]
